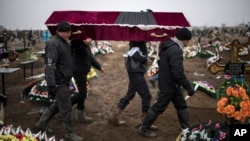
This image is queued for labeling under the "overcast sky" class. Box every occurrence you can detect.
[0,0,250,30]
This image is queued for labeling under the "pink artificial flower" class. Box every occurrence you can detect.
[206,43,211,48]
[219,131,226,140]
[191,128,199,132]
[215,41,221,46]
[69,86,75,91]
[215,123,221,129]
[208,120,212,126]
[224,75,232,80]
[199,124,203,130]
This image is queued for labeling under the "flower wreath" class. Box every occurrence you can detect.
[179,120,228,141]
[190,80,216,98]
[0,124,59,141]
[217,84,250,124]
[216,75,250,99]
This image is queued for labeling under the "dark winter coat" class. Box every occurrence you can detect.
[71,40,101,73]
[126,41,148,74]
[158,39,193,93]
[44,34,73,87]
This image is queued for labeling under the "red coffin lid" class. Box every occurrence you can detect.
[45,10,191,41]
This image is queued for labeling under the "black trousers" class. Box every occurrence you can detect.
[49,85,72,123]
[151,88,187,115]
[118,72,152,113]
[71,72,88,110]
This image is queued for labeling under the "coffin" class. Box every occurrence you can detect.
[45,10,191,41]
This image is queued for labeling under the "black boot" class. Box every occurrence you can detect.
[34,108,56,133]
[63,121,83,141]
[75,109,93,123]
[138,109,158,138]
[177,109,190,130]
[141,112,158,131]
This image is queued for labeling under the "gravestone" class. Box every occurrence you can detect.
[208,39,250,75]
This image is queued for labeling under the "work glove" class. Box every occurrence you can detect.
[187,88,195,96]
[48,86,57,99]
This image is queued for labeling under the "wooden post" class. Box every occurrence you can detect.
[23,31,26,49]
[2,31,8,51]
[229,39,242,63]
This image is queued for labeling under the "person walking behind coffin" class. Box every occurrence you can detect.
[138,28,195,137]
[34,20,83,141]
[108,41,157,130]
[149,73,158,88]
[70,37,105,123]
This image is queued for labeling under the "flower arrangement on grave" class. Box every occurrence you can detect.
[216,75,250,99]
[197,39,225,59]
[183,45,199,58]
[28,79,52,103]
[178,120,228,141]
[190,80,216,98]
[0,124,58,141]
[20,69,98,104]
[196,49,215,58]
[97,41,114,55]
[178,76,250,140]
[217,84,250,125]
[20,79,43,104]
[90,41,114,56]
[28,79,76,103]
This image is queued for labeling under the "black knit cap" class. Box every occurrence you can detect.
[176,28,192,40]
[56,20,72,32]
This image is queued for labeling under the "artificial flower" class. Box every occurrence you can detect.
[179,120,228,141]
[216,76,250,99]
[217,84,250,124]
[0,125,59,141]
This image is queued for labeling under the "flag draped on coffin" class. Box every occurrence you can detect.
[45,10,191,41]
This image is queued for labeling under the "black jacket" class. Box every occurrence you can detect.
[158,39,192,93]
[126,42,148,73]
[71,40,101,73]
[44,34,73,86]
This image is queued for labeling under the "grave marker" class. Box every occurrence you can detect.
[208,39,250,75]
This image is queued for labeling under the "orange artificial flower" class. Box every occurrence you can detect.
[241,94,249,101]
[224,104,235,114]
[231,89,239,97]
[240,101,249,110]
[239,87,246,95]
[234,111,242,121]
[240,109,249,118]
[217,84,250,124]
[217,97,228,107]
[226,112,234,118]
[226,87,233,96]
[217,106,224,113]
